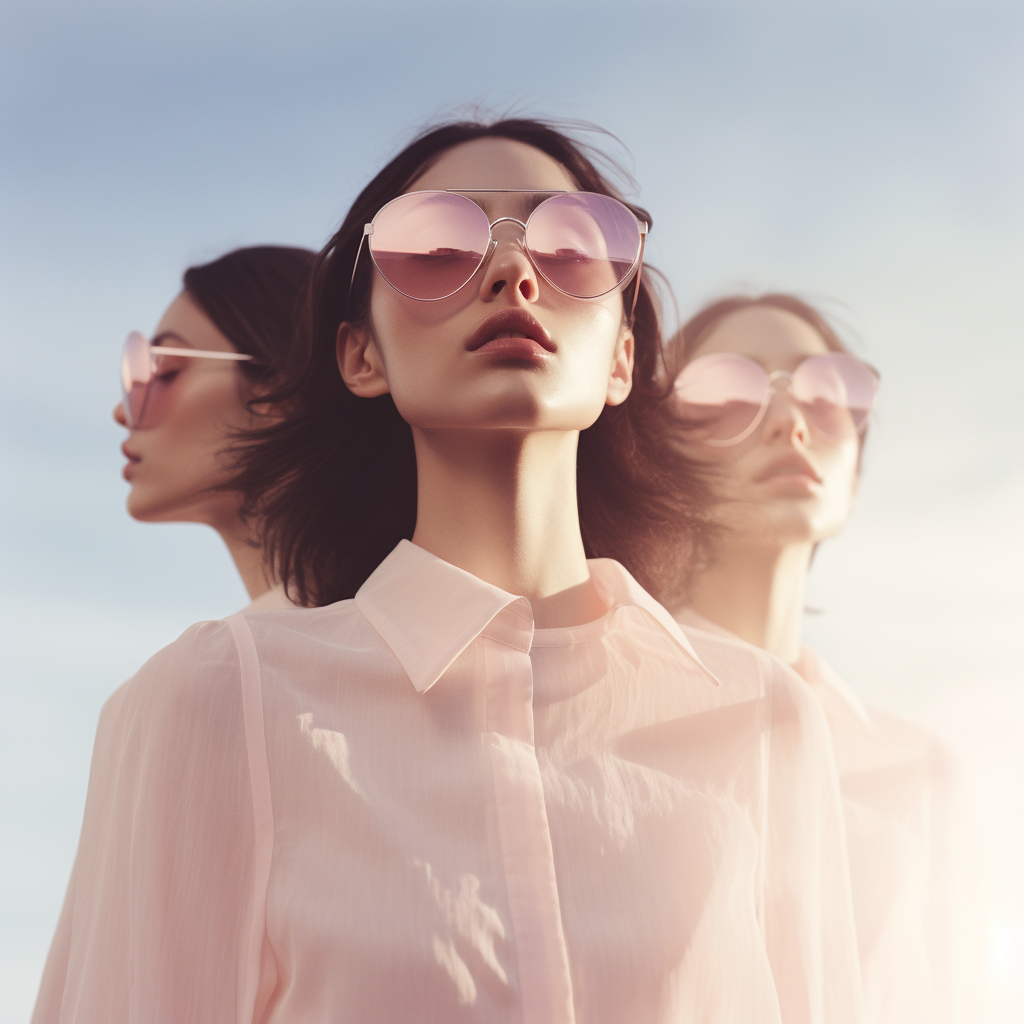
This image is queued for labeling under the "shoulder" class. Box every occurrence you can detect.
[680,622,819,710]
[102,618,245,744]
[79,620,255,828]
[239,597,367,637]
[677,621,765,691]
[865,703,965,792]
[236,598,394,672]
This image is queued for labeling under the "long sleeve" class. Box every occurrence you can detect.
[762,654,866,1024]
[925,738,985,1023]
[31,619,272,1024]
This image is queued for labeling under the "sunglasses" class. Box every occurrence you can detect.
[350,189,648,317]
[120,330,254,429]
[672,351,880,447]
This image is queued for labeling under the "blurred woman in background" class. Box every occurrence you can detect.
[666,292,982,1023]
[114,244,315,609]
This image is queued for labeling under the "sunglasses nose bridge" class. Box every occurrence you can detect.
[476,217,537,287]
[765,370,797,410]
[763,370,814,439]
[486,216,529,254]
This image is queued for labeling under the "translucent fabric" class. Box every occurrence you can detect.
[676,609,985,1024]
[240,585,296,612]
[35,542,864,1023]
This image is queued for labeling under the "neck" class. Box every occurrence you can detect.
[686,537,812,665]
[410,427,604,629]
[216,520,276,601]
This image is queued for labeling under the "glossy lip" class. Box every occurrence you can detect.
[753,451,822,485]
[121,441,140,481]
[465,309,556,356]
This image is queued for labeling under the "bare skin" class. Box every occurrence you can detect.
[339,138,635,628]
[114,292,276,601]
[676,306,861,664]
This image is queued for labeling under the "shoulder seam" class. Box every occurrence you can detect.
[225,613,275,1023]
[756,649,771,942]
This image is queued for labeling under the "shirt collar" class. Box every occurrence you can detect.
[355,540,719,693]
[586,560,720,686]
[355,540,533,694]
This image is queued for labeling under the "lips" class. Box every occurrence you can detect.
[466,309,556,356]
[754,452,822,484]
[121,442,140,481]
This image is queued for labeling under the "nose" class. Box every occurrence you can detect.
[476,221,540,303]
[761,380,810,445]
[113,401,128,427]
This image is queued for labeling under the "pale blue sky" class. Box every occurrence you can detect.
[2,0,1022,1018]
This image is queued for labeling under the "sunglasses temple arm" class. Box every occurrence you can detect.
[628,226,648,326]
[348,225,372,298]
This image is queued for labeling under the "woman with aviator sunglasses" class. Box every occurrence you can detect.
[34,121,864,1024]
[666,293,982,1023]
[113,244,314,608]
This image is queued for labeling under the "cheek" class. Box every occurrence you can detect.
[554,301,623,378]
[152,377,247,476]
[369,288,467,387]
[816,440,860,521]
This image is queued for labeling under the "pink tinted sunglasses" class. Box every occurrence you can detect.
[673,351,880,446]
[120,330,253,429]
[351,189,648,319]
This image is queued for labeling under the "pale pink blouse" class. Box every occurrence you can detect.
[35,542,865,1024]
[677,610,984,1024]
[241,585,295,612]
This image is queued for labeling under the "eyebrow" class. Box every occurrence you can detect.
[151,332,193,348]
[452,189,563,220]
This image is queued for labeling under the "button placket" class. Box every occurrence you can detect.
[481,620,575,1024]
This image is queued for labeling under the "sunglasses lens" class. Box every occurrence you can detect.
[121,331,153,428]
[792,353,879,438]
[369,192,490,300]
[527,193,641,298]
[674,353,769,445]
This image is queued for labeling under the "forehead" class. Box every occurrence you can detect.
[408,138,577,200]
[692,306,830,370]
[153,292,235,351]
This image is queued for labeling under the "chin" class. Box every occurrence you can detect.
[126,494,161,522]
[126,486,180,524]
[400,391,544,430]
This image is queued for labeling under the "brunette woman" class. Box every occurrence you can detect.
[34,123,864,1024]
[667,293,982,1023]
[114,245,315,609]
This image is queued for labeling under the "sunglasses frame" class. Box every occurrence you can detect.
[674,351,880,447]
[120,330,254,429]
[349,189,649,322]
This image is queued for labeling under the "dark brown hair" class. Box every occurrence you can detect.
[667,292,853,376]
[182,245,316,386]
[232,118,711,607]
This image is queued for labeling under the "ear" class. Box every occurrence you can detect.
[605,325,634,407]
[336,321,390,398]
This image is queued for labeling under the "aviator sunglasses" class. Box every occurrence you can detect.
[120,329,254,429]
[673,351,880,447]
[351,190,649,318]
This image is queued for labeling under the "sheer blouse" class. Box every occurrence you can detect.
[677,609,984,1024]
[34,542,864,1023]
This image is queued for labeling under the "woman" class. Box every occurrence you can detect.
[667,293,982,1023]
[114,244,315,608]
[34,122,863,1023]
